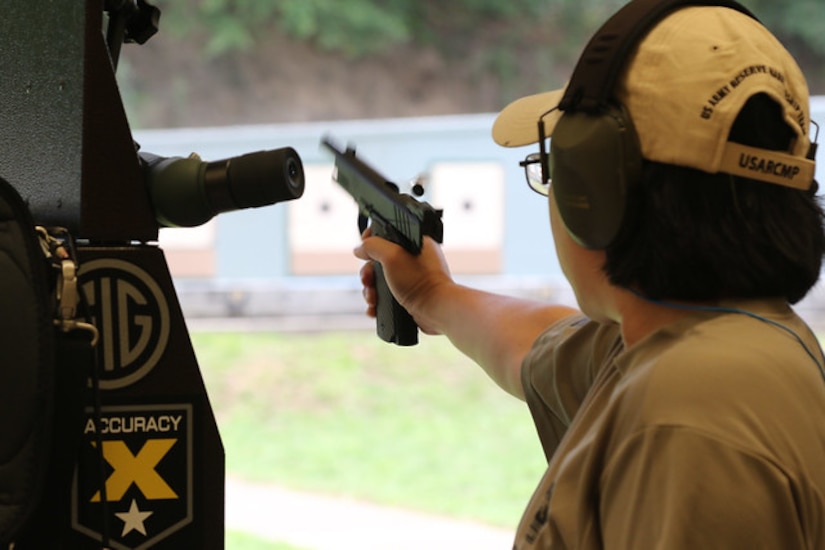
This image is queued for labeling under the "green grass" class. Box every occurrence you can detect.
[192,330,546,529]
[226,530,306,549]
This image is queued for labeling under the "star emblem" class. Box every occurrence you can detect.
[115,499,153,537]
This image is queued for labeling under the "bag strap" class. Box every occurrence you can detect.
[0,176,56,546]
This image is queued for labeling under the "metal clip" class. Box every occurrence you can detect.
[53,257,100,346]
[57,258,78,321]
[38,226,99,347]
[53,318,100,347]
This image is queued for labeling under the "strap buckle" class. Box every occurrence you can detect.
[36,227,99,347]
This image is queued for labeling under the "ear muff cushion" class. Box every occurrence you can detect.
[551,106,642,249]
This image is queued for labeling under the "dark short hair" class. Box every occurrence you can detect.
[604,94,825,304]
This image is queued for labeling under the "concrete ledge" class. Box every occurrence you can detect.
[173,276,825,333]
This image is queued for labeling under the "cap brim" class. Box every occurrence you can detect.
[492,88,566,147]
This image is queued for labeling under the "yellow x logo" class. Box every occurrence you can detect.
[90,439,178,502]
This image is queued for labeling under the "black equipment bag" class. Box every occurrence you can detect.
[0,176,93,547]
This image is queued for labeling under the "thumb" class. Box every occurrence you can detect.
[354,234,398,263]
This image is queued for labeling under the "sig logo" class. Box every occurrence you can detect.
[72,404,193,549]
[79,259,171,389]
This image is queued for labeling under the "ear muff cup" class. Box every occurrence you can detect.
[551,104,643,249]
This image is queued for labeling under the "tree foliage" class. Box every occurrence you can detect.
[154,0,623,58]
[154,0,824,54]
[151,0,824,89]
[741,0,825,54]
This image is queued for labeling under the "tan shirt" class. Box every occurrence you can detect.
[516,299,825,549]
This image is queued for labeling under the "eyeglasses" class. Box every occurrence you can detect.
[519,152,551,196]
[518,109,556,197]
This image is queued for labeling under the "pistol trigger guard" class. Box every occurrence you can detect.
[358,213,369,235]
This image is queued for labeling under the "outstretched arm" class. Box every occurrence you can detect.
[354,234,578,399]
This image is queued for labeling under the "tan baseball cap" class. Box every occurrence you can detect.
[492,5,816,190]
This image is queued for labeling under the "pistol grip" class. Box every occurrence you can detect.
[373,261,418,346]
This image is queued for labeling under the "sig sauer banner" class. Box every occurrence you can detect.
[72,404,193,549]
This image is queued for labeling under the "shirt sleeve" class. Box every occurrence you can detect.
[521,316,623,461]
[599,425,807,549]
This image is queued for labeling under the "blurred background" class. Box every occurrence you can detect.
[122,0,825,323]
[121,0,825,128]
[115,1,825,548]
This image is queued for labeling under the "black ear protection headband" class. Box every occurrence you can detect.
[550,0,758,250]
